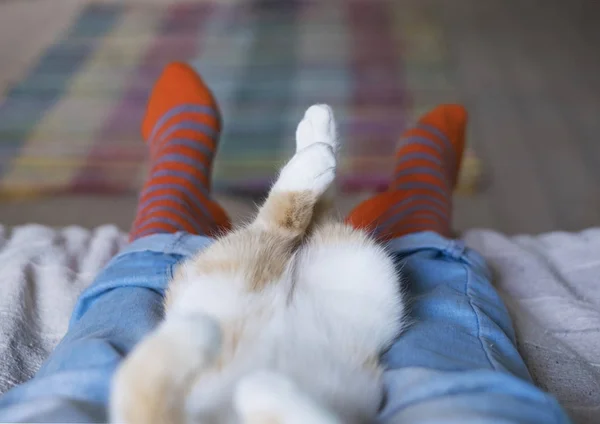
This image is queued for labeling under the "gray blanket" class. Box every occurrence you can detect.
[0,224,126,394]
[0,224,598,422]
[464,229,600,423]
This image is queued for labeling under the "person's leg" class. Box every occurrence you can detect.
[347,105,571,423]
[130,62,231,239]
[347,104,465,239]
[0,63,229,423]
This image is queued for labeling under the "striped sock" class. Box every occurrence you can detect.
[129,62,231,241]
[346,104,467,240]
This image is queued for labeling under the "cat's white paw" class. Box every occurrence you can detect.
[274,142,335,196]
[234,370,296,413]
[165,311,222,357]
[234,370,341,424]
[296,104,338,153]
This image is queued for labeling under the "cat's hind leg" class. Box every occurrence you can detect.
[295,104,339,228]
[110,312,221,424]
[253,104,338,236]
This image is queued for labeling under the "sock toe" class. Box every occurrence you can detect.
[142,62,220,141]
[417,104,467,162]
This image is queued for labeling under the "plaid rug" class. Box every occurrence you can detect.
[0,0,466,197]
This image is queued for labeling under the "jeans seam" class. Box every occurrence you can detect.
[464,260,498,371]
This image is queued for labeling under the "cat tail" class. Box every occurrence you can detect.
[110,312,221,424]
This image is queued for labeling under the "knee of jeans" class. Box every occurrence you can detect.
[387,232,492,282]
[94,251,182,290]
[439,240,493,281]
[69,251,184,324]
[39,337,123,377]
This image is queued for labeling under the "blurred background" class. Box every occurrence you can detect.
[0,0,599,235]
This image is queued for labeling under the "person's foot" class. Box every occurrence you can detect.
[346,104,467,239]
[129,63,231,241]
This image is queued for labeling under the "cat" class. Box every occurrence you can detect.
[110,104,406,424]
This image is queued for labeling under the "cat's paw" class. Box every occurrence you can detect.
[234,370,296,412]
[296,104,338,153]
[165,311,222,357]
[274,142,335,196]
[234,370,341,424]
[234,370,301,422]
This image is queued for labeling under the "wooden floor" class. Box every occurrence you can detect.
[1,0,599,235]
[445,0,600,233]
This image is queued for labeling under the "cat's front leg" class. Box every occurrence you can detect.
[110,312,222,424]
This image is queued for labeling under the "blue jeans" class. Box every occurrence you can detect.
[0,231,571,423]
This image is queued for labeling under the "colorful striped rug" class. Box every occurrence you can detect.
[0,0,470,197]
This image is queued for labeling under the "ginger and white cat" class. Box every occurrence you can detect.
[110,105,406,424]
